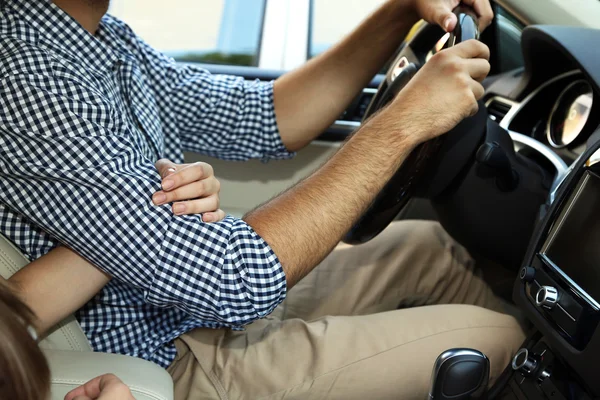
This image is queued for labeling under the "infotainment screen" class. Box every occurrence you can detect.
[543,170,600,303]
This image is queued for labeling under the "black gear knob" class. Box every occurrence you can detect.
[428,349,490,400]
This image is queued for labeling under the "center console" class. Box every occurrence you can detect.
[509,141,600,399]
[525,170,600,349]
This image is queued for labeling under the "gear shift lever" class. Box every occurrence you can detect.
[428,349,490,400]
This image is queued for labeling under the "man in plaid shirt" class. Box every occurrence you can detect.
[0,0,525,398]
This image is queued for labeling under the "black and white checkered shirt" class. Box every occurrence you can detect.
[0,0,290,368]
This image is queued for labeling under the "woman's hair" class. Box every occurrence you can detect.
[0,280,50,400]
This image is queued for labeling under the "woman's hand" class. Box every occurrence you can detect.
[64,374,133,400]
[153,159,226,223]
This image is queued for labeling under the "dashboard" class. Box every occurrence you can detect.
[486,71,599,164]
[479,25,600,400]
[483,24,600,162]
[361,21,600,398]
[509,145,600,400]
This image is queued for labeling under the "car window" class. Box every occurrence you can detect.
[308,0,387,59]
[109,0,266,66]
[495,5,526,73]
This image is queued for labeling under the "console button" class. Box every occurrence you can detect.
[536,286,559,309]
[538,369,552,384]
[520,266,536,283]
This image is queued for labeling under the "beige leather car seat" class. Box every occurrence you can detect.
[0,233,174,400]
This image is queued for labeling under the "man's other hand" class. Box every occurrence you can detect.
[389,39,490,145]
[64,374,134,400]
[153,159,225,223]
[408,0,494,32]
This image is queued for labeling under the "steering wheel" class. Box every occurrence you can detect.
[343,6,481,244]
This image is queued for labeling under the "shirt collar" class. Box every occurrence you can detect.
[4,0,126,72]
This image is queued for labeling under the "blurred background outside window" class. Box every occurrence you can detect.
[110,0,266,66]
[110,0,388,67]
[308,0,386,59]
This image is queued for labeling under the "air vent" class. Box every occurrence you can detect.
[486,98,514,123]
[341,88,377,122]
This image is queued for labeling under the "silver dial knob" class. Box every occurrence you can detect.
[536,286,559,309]
[512,348,538,376]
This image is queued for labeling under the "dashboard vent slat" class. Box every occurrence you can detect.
[487,99,513,123]
[341,89,377,122]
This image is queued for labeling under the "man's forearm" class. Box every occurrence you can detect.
[245,108,419,287]
[246,37,491,289]
[274,0,418,152]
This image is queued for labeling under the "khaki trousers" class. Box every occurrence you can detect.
[168,221,526,400]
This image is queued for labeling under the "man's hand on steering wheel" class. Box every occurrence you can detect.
[406,0,494,32]
[153,159,225,223]
[389,39,490,145]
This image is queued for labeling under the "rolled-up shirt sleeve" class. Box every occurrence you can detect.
[0,74,287,327]
[138,39,294,162]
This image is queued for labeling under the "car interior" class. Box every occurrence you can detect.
[1,0,600,399]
